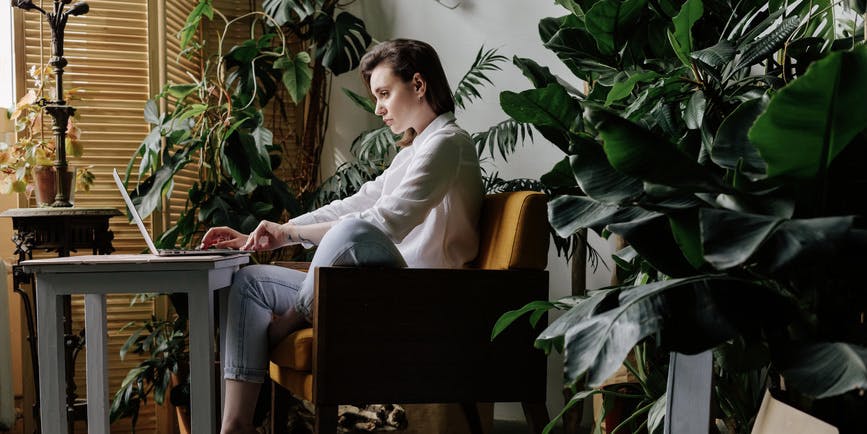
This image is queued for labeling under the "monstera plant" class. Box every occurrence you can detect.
[495,0,867,432]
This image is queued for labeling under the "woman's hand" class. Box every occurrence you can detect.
[241,221,294,251]
[199,226,248,249]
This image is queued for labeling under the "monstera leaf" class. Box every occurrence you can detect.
[313,12,372,75]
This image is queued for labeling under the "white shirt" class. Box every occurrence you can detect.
[290,112,483,268]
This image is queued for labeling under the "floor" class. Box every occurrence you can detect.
[491,418,569,434]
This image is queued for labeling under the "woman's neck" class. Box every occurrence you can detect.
[411,107,439,137]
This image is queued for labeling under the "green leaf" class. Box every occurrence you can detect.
[684,90,706,130]
[733,15,800,72]
[317,12,372,75]
[143,99,160,125]
[454,46,507,110]
[782,342,867,399]
[540,157,577,190]
[262,0,325,25]
[609,214,698,277]
[690,40,735,67]
[586,108,727,192]
[548,195,657,236]
[585,0,647,56]
[648,393,666,434]
[165,84,198,100]
[544,27,617,81]
[669,0,703,67]
[748,46,867,179]
[605,70,659,105]
[537,289,620,354]
[669,210,704,269]
[473,119,534,161]
[555,0,586,20]
[342,87,375,114]
[276,51,313,104]
[700,208,782,269]
[569,139,644,204]
[500,84,581,133]
[491,300,558,341]
[710,97,769,177]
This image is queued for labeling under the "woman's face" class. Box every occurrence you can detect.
[370,64,424,134]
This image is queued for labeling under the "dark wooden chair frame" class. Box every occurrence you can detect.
[270,265,551,434]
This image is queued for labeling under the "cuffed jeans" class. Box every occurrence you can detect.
[222,218,406,383]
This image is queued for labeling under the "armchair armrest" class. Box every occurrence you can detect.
[311,266,548,405]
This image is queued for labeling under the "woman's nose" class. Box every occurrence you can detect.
[375,101,386,116]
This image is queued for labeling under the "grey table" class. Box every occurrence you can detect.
[22,254,249,434]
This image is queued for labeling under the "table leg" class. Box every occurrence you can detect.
[84,294,109,434]
[35,280,68,434]
[188,288,217,433]
[219,286,229,412]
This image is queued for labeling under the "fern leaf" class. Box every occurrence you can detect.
[472,119,534,161]
[454,46,508,109]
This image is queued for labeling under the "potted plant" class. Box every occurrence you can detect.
[495,0,867,432]
[0,66,94,205]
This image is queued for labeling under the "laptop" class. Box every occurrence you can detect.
[112,168,252,256]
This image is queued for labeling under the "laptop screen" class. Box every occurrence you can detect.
[112,169,160,255]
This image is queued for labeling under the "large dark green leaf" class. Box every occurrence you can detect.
[609,214,698,277]
[548,195,658,236]
[690,40,735,67]
[700,208,781,270]
[275,51,313,104]
[605,70,659,106]
[586,109,727,192]
[782,342,867,398]
[513,56,585,97]
[500,84,581,133]
[585,0,647,56]
[710,97,769,177]
[544,27,617,81]
[316,12,372,75]
[733,15,800,72]
[341,87,375,114]
[562,276,739,385]
[569,140,644,203]
[555,0,586,19]
[749,46,867,179]
[540,157,577,190]
[262,0,324,25]
[668,0,703,67]
[756,215,855,272]
[536,288,621,354]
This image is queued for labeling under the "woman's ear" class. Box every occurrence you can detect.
[412,72,426,98]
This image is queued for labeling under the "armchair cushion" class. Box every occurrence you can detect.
[271,328,314,371]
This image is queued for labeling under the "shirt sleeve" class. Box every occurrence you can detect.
[352,132,462,243]
[288,170,386,226]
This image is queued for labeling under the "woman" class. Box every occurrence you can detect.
[203,39,483,434]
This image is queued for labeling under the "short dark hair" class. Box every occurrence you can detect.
[360,39,455,146]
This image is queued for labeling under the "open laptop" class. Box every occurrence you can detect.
[112,168,252,256]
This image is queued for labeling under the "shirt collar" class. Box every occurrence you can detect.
[414,111,456,145]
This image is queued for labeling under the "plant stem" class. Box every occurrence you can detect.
[609,401,654,434]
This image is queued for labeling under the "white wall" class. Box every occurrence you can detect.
[321,0,615,423]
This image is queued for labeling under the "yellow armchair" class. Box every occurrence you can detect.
[269,191,551,433]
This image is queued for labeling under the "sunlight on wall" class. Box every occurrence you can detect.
[1,8,13,110]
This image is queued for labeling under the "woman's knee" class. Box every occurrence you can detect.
[229,265,271,303]
[323,218,388,246]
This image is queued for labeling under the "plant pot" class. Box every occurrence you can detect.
[33,165,75,207]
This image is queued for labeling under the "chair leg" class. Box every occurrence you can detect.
[522,401,550,434]
[270,384,290,434]
[315,404,338,434]
[460,402,485,434]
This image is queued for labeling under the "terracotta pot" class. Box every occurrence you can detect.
[32,165,75,207]
[169,373,191,434]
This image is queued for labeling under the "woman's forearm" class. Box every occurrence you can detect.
[284,220,338,246]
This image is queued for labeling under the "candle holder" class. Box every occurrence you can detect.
[12,0,89,207]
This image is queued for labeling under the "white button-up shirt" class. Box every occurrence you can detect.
[289,112,484,268]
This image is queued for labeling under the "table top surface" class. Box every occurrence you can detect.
[0,207,123,218]
[21,253,250,272]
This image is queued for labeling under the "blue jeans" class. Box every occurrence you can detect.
[222,218,406,383]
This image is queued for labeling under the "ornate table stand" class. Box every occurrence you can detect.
[0,207,121,434]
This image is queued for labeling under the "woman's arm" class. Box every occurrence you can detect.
[241,220,338,251]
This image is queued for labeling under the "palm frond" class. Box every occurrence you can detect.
[453,46,508,110]
[350,126,399,163]
[472,118,534,161]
